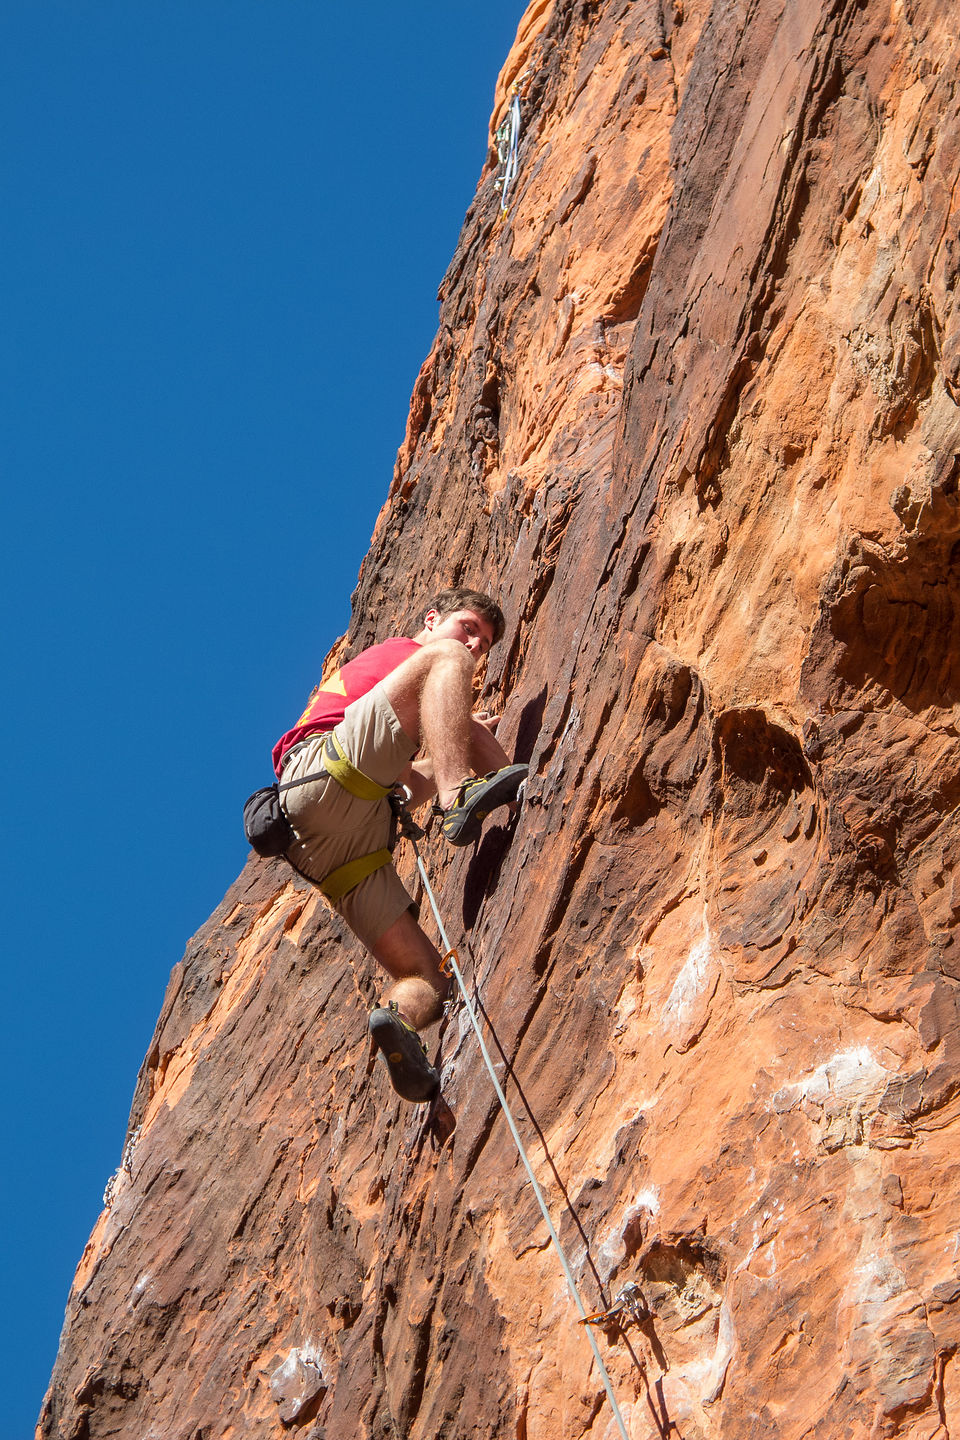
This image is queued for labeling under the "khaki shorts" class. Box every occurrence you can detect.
[279,682,418,950]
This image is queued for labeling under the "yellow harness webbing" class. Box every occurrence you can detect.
[296,732,395,902]
[321,731,392,801]
[318,847,393,904]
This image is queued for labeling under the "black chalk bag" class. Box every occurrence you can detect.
[242,785,296,857]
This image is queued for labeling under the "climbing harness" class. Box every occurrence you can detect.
[245,733,398,899]
[581,1282,649,1328]
[394,799,633,1440]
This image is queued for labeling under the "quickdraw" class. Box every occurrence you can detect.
[580,1282,649,1328]
[439,948,459,977]
[494,64,534,217]
[494,91,522,216]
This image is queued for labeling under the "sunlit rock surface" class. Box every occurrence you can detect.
[40,1,960,1436]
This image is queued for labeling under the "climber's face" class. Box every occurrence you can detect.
[422,608,495,658]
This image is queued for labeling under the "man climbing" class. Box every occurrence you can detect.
[271,587,526,1104]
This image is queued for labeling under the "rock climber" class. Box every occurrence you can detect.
[271,587,526,1104]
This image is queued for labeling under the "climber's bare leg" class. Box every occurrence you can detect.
[397,757,436,808]
[370,908,448,1030]
[381,640,476,808]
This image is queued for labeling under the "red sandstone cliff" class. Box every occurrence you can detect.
[40,1,960,1437]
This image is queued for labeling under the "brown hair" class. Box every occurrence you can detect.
[425,587,506,645]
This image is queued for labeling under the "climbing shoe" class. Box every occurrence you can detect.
[368,1004,440,1103]
[440,764,528,846]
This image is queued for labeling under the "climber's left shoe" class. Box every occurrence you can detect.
[368,1003,440,1103]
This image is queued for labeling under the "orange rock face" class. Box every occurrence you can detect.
[40,2,960,1437]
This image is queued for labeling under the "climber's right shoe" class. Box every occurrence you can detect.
[368,1004,440,1103]
[439,764,528,846]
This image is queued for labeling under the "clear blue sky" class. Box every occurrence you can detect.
[1,3,525,1429]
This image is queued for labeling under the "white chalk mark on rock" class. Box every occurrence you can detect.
[662,918,720,1053]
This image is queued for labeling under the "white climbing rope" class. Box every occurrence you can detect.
[494,91,522,215]
[409,835,632,1440]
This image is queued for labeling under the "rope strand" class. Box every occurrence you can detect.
[410,837,632,1440]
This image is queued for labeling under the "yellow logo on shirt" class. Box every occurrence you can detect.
[294,669,348,727]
